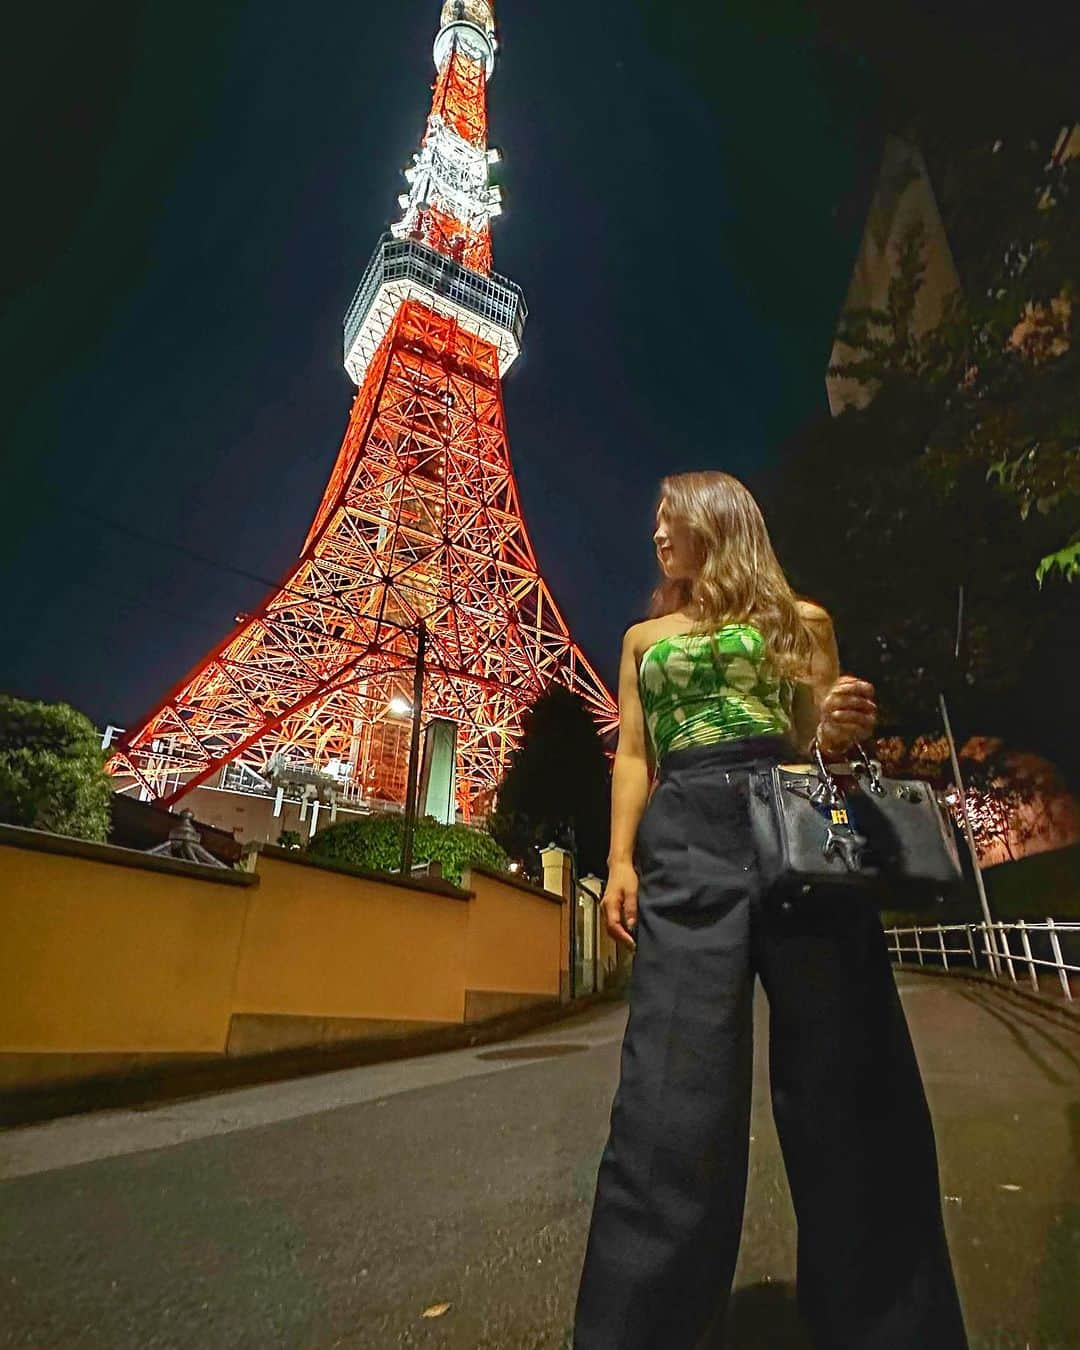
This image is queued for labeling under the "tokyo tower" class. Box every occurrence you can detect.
[108,0,618,823]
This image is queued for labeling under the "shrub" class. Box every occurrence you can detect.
[306,812,510,888]
[0,695,113,842]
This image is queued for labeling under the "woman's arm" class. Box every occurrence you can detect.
[791,602,841,756]
[602,626,654,950]
[791,602,878,758]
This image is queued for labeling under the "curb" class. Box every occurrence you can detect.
[1,984,629,1131]
[898,963,1080,1031]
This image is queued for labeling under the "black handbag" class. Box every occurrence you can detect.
[746,739,964,908]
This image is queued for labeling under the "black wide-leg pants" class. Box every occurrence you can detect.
[573,735,968,1350]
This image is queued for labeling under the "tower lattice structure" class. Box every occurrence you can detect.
[108,0,618,821]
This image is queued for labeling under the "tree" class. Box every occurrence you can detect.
[756,390,1068,765]
[0,695,113,842]
[925,140,1078,585]
[828,136,1079,586]
[873,733,1069,864]
[755,130,1080,789]
[488,683,612,880]
[306,813,509,889]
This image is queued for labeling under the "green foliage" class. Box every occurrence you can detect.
[306,812,509,889]
[760,395,1057,744]
[760,128,1079,788]
[1035,534,1080,588]
[0,695,112,842]
[830,143,1079,581]
[488,682,612,879]
[276,829,303,850]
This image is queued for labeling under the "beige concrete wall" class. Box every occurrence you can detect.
[541,845,574,1002]
[229,853,471,1051]
[0,829,252,1069]
[0,827,566,1092]
[461,865,563,1019]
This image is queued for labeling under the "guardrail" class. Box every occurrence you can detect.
[885,919,1079,1002]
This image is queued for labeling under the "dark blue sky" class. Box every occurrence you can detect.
[3,1,889,727]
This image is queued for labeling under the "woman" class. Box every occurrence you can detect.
[572,472,968,1350]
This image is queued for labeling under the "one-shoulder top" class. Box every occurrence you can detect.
[637,624,796,762]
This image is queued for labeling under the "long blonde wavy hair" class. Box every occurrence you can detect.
[647,470,815,681]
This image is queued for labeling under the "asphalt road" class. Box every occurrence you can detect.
[1,972,1077,1350]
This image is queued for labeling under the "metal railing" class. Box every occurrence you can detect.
[885,919,1079,1002]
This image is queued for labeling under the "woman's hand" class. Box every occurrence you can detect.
[816,674,878,754]
[602,861,640,952]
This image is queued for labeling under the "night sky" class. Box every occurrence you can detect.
[1,1,1063,729]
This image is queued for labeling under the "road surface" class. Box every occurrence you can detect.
[2,972,1077,1349]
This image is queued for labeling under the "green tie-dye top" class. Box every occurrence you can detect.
[637,624,795,762]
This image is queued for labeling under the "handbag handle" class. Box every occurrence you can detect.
[848,740,886,795]
[810,736,887,799]
[809,736,845,804]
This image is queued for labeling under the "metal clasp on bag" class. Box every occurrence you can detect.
[848,741,886,796]
[809,737,845,807]
[809,737,869,872]
[809,736,884,796]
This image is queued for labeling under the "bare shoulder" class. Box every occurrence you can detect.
[795,598,833,628]
[618,622,639,660]
[796,600,837,653]
[621,620,652,664]
[625,616,684,662]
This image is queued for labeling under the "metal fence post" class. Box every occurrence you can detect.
[884,918,1078,1001]
[978,922,996,974]
[997,925,1017,984]
[1046,918,1072,1001]
[1016,919,1038,992]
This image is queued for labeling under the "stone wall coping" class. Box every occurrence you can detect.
[465,862,564,906]
[0,825,560,906]
[246,840,473,901]
[0,823,258,888]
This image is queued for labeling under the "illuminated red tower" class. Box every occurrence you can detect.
[109,0,617,821]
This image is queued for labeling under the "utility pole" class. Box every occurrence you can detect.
[401,618,427,877]
[940,584,1000,975]
[564,822,579,999]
